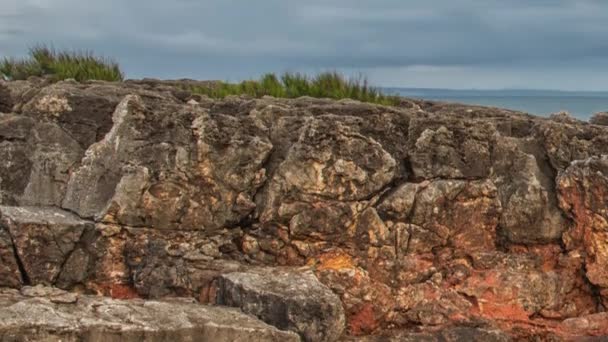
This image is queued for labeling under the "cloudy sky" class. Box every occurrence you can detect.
[2,0,608,90]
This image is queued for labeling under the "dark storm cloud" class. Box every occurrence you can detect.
[2,0,608,88]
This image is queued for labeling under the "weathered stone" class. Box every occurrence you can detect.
[62,95,272,232]
[216,269,345,342]
[590,112,608,126]
[458,251,595,321]
[376,183,418,221]
[0,78,46,113]
[0,115,35,205]
[491,137,567,243]
[2,78,608,340]
[312,253,395,336]
[0,287,300,342]
[407,118,496,179]
[558,156,608,305]
[52,222,246,298]
[0,206,93,285]
[559,312,608,338]
[345,326,512,341]
[0,81,11,113]
[550,111,582,124]
[0,113,83,207]
[0,224,21,287]
[379,180,501,254]
[538,121,608,172]
[124,227,245,298]
[20,80,181,148]
[258,116,396,227]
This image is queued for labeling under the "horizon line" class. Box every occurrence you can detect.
[381,86,608,93]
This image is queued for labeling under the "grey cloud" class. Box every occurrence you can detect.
[1,0,608,89]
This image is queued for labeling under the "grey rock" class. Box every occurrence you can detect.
[217,269,345,342]
[378,179,501,254]
[0,224,21,287]
[0,78,46,113]
[539,120,608,172]
[0,206,94,285]
[63,95,272,231]
[0,287,300,342]
[549,111,581,124]
[491,137,567,243]
[20,80,179,148]
[343,326,511,341]
[590,111,608,126]
[0,113,83,207]
[407,118,497,179]
[257,116,396,231]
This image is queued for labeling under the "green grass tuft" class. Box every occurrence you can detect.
[2,47,399,105]
[1,45,124,82]
[187,72,401,106]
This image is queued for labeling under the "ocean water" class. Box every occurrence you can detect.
[385,88,608,120]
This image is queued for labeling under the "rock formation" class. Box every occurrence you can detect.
[1,78,608,341]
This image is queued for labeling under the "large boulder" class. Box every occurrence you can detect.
[216,269,345,342]
[490,137,567,243]
[0,113,83,207]
[0,206,93,285]
[0,286,300,342]
[19,80,182,149]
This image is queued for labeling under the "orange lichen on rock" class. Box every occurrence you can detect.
[311,250,356,271]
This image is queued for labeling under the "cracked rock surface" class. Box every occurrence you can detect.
[1,78,608,340]
[0,286,299,342]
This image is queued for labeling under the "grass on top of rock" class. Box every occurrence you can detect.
[186,72,401,106]
[1,45,124,82]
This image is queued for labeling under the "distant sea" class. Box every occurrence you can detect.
[384,88,608,120]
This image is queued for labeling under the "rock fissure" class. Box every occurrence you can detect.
[7,228,31,286]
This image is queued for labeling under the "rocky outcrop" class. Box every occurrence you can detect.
[0,286,299,341]
[590,112,608,126]
[216,269,345,342]
[0,206,93,285]
[1,78,608,340]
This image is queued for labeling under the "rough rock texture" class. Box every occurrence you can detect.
[343,327,512,341]
[0,286,299,342]
[216,269,345,342]
[0,225,21,287]
[0,206,93,285]
[590,112,608,126]
[1,79,608,340]
[0,113,83,206]
[558,156,608,308]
